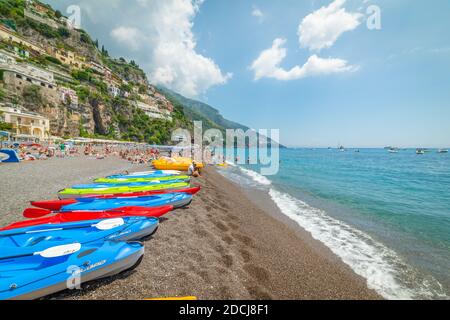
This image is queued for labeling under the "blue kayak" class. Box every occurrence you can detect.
[61,193,192,212]
[107,173,178,179]
[0,241,144,300]
[106,170,182,179]
[72,179,188,189]
[0,216,159,259]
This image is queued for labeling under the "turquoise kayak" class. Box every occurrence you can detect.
[0,216,159,259]
[0,241,144,300]
[0,216,158,300]
[72,178,189,190]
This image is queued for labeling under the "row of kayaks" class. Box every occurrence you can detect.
[0,169,200,300]
[58,170,192,199]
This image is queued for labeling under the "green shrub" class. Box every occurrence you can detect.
[23,85,43,106]
[75,85,90,103]
[0,109,13,131]
[44,55,62,65]
[57,27,70,38]
[71,70,90,82]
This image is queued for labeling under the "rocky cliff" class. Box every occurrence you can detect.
[0,0,189,143]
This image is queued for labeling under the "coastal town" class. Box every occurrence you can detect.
[0,0,177,149]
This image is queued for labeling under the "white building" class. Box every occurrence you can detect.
[135,101,172,121]
[0,62,56,89]
[108,84,121,98]
[0,105,50,140]
[59,87,79,107]
[0,50,16,65]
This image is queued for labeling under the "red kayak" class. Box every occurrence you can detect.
[1,206,173,231]
[32,187,201,211]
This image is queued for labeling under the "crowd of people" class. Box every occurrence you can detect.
[119,147,161,164]
[2,141,207,176]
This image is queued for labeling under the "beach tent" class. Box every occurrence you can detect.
[0,149,20,163]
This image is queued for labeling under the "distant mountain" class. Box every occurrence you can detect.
[157,86,285,148]
[157,87,248,131]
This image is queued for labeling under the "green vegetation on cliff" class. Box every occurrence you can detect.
[0,110,13,131]
[0,0,195,145]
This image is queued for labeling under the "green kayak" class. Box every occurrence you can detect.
[58,181,190,199]
[95,175,190,184]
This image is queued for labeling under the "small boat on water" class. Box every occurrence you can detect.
[438,149,448,154]
[338,146,346,152]
[416,149,425,155]
[389,148,399,154]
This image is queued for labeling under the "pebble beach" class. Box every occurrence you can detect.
[0,156,381,300]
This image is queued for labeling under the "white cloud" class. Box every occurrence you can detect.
[110,26,143,51]
[252,6,264,19]
[251,38,357,81]
[107,0,231,97]
[298,0,363,51]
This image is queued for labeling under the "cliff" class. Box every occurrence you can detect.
[0,0,189,144]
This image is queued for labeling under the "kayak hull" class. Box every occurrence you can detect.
[72,178,189,190]
[108,170,182,178]
[58,182,190,199]
[3,206,172,231]
[0,217,159,255]
[60,194,192,212]
[32,187,201,211]
[95,175,190,184]
[0,241,144,300]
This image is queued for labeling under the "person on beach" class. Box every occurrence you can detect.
[188,161,201,178]
[59,143,66,158]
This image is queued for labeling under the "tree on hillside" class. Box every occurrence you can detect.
[101,45,109,57]
[58,27,70,38]
[23,85,44,110]
[0,111,12,131]
[55,10,62,19]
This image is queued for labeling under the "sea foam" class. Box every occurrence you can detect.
[268,188,447,300]
[239,167,272,186]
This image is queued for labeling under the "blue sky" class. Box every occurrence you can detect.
[44,0,450,148]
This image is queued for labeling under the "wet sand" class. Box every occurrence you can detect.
[0,158,381,300]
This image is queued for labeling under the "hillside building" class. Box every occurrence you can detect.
[0,24,46,56]
[0,105,50,140]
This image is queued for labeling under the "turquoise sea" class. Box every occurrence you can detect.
[218,148,450,300]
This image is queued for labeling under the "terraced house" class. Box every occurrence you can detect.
[0,24,46,56]
[0,104,50,140]
[50,48,86,69]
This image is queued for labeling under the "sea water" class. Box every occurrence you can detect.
[217,148,450,300]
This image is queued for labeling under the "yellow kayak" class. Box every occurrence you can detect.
[152,157,204,171]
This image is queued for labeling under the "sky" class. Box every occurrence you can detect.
[43,0,450,148]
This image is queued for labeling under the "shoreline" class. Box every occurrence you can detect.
[0,158,381,299]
